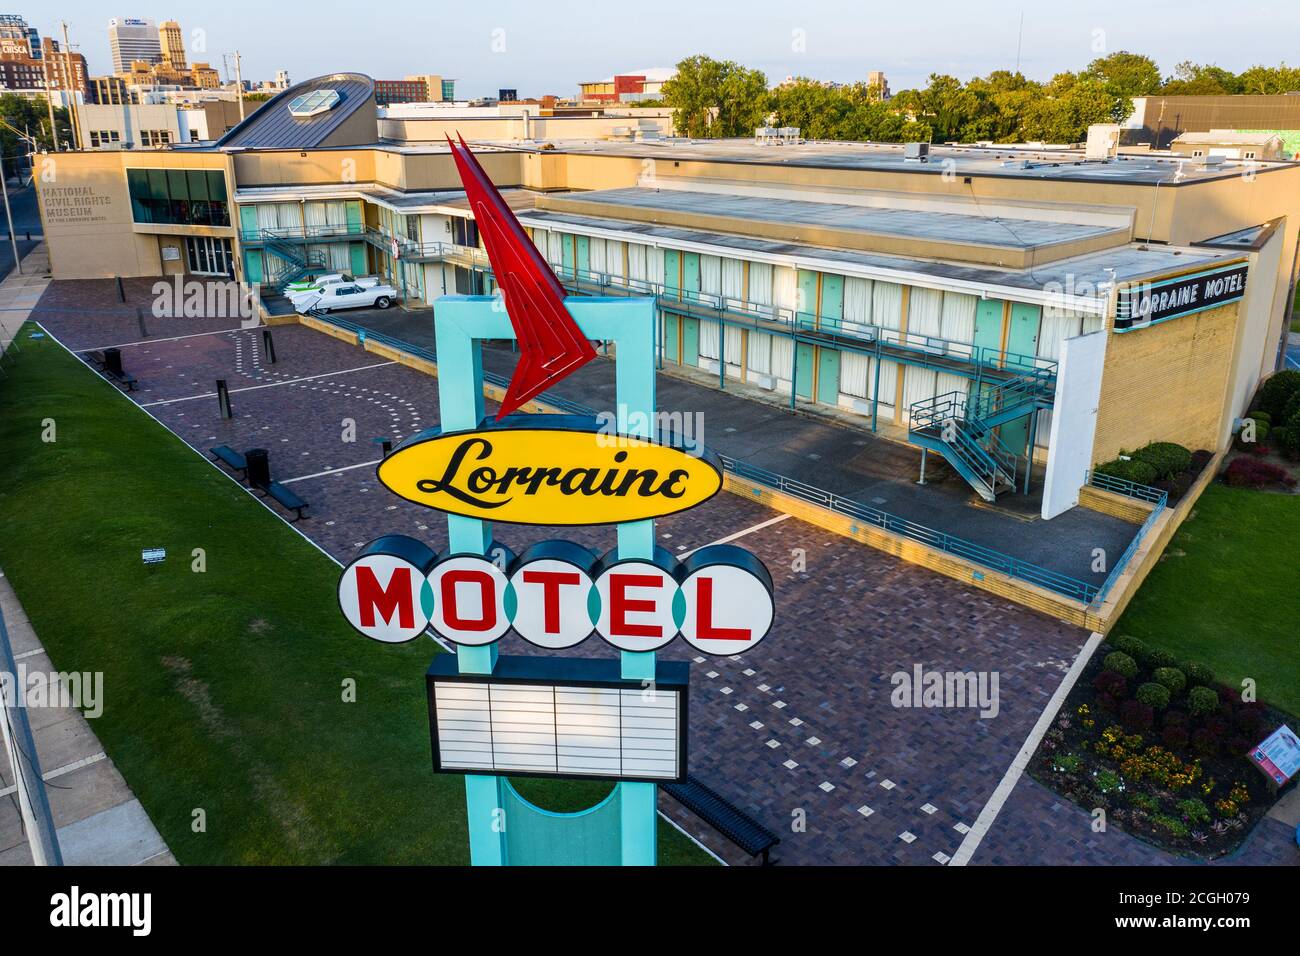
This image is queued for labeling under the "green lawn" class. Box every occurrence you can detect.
[1115,481,1300,717]
[0,326,711,865]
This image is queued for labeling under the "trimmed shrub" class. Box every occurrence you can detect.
[1234,703,1265,736]
[1145,647,1179,670]
[1276,425,1300,461]
[1132,441,1193,480]
[1094,457,1159,486]
[1256,369,1300,420]
[1108,634,1148,660]
[1103,651,1139,680]
[1188,686,1218,716]
[1120,699,1154,733]
[1192,728,1221,757]
[1136,682,1171,710]
[1225,456,1297,490]
[1153,667,1187,694]
[1093,670,1128,699]
[1247,409,1271,425]
[1182,662,1215,688]
[1162,725,1190,750]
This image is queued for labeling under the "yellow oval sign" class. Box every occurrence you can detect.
[377,418,723,525]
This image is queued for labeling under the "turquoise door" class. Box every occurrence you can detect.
[816,347,840,405]
[663,249,680,296]
[664,311,679,363]
[242,250,263,284]
[795,342,815,399]
[349,243,367,277]
[796,270,819,328]
[682,317,700,366]
[682,252,700,303]
[972,298,1004,366]
[560,233,574,279]
[345,200,363,235]
[821,274,844,333]
[575,235,590,279]
[238,204,258,239]
[998,303,1043,457]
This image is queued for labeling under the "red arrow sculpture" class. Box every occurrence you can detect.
[447,134,597,419]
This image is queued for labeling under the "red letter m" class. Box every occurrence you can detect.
[356,565,414,628]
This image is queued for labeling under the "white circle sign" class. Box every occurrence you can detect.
[678,562,774,655]
[509,557,595,649]
[428,554,511,646]
[593,560,678,652]
[338,552,431,643]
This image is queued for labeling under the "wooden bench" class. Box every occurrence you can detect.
[263,480,308,522]
[209,445,248,480]
[662,774,780,864]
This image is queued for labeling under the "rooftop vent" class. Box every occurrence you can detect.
[288,88,340,118]
[903,142,930,163]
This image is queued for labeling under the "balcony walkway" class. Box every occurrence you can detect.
[343,308,1136,590]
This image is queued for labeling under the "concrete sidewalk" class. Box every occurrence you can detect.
[0,573,174,866]
[349,308,1136,588]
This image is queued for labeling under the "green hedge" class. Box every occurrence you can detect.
[1094,457,1158,486]
[1130,442,1193,480]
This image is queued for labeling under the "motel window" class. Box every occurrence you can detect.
[452,216,479,248]
[127,168,230,228]
[1245,151,1256,160]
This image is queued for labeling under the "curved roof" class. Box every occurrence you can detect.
[216,73,376,150]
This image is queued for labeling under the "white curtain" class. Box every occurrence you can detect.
[942,292,978,345]
[627,243,647,283]
[747,330,772,375]
[699,319,720,360]
[606,241,626,284]
[700,255,722,299]
[936,371,968,401]
[588,237,607,276]
[902,367,938,420]
[841,351,871,398]
[1082,314,1104,335]
[873,281,903,331]
[843,277,873,326]
[748,262,773,308]
[875,359,898,410]
[546,231,564,268]
[909,288,944,338]
[772,266,798,313]
[1038,306,1085,360]
[645,246,664,287]
[772,336,794,384]
[724,326,743,376]
[303,201,328,230]
[256,204,279,232]
[325,201,347,229]
[722,258,744,309]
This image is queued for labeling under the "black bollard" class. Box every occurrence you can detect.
[136,305,147,338]
[245,448,270,490]
[216,379,233,420]
[262,328,277,364]
[115,275,125,302]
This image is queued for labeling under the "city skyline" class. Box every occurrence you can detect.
[15,0,1300,98]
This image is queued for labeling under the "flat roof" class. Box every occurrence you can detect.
[519,206,1235,311]
[549,186,1122,252]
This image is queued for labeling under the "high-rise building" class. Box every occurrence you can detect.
[108,17,161,74]
[866,70,890,99]
[159,19,186,70]
[0,14,36,60]
[41,37,88,95]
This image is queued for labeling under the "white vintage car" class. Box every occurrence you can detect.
[293,281,398,314]
[284,272,380,295]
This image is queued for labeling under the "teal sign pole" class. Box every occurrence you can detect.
[434,294,659,866]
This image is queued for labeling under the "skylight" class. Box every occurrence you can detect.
[288,88,340,118]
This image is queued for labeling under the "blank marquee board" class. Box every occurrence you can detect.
[427,655,689,783]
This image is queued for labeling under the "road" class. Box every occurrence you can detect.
[0,179,42,281]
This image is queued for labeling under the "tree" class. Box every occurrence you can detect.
[1021,73,1117,143]
[1161,62,1243,95]
[1236,63,1300,94]
[0,94,72,175]
[661,55,770,138]
[1083,51,1160,121]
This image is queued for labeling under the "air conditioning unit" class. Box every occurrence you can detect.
[904,142,930,163]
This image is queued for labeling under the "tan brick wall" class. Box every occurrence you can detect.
[1092,300,1239,463]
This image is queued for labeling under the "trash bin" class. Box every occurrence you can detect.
[104,347,123,376]
[245,448,270,489]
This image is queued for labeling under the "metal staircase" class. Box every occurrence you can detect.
[907,373,1054,502]
[262,233,328,290]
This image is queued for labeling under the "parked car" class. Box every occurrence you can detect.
[293,282,398,314]
[284,272,380,295]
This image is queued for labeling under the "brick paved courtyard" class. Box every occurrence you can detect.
[30,281,1296,867]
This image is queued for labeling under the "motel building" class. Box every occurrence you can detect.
[34,72,1300,525]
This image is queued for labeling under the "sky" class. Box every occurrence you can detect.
[30,1,1300,100]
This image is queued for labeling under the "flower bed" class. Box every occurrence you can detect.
[1029,635,1291,858]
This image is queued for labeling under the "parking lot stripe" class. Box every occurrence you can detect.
[80,327,257,350]
[948,630,1105,866]
[281,459,383,485]
[139,361,396,406]
[679,513,791,557]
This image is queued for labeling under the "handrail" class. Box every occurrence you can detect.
[305,309,1100,604]
[1085,470,1169,506]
